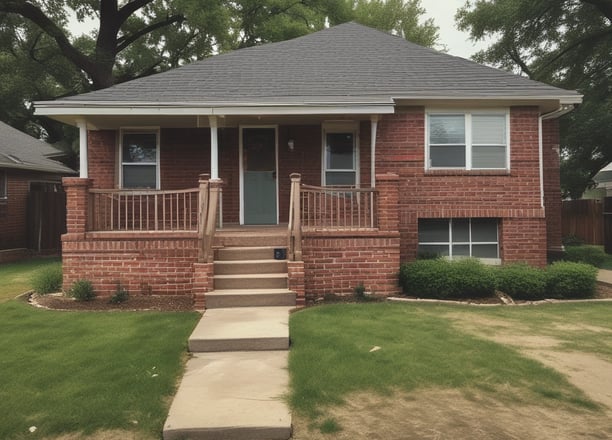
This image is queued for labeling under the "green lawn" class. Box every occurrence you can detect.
[0,300,199,439]
[0,257,61,302]
[289,302,612,432]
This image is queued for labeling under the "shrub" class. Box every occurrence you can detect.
[546,261,598,299]
[68,280,96,301]
[109,283,129,304]
[562,235,585,247]
[400,258,495,299]
[353,283,366,301]
[31,265,62,294]
[563,245,606,268]
[495,263,547,300]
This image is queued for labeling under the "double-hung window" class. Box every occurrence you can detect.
[0,170,7,201]
[427,111,508,170]
[120,129,159,189]
[418,218,500,262]
[323,123,358,186]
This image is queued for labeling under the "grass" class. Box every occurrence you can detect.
[0,257,61,302]
[289,302,608,431]
[0,300,200,439]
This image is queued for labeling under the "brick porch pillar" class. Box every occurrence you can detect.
[376,173,400,232]
[63,177,92,237]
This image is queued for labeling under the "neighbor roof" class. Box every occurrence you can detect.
[0,122,75,174]
[35,22,581,114]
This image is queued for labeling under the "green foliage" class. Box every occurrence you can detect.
[109,283,129,304]
[353,282,366,300]
[456,0,612,199]
[563,245,607,267]
[400,258,495,299]
[562,235,585,247]
[546,261,598,299]
[495,263,547,300]
[68,279,96,302]
[31,264,63,295]
[319,417,342,433]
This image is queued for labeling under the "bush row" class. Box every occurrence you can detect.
[399,259,598,301]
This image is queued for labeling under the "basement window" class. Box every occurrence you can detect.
[418,218,500,263]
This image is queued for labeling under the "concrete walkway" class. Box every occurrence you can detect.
[597,269,612,285]
[163,245,295,440]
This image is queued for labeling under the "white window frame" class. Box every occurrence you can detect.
[321,121,360,187]
[425,109,510,171]
[119,127,160,190]
[418,218,501,265]
[0,170,7,200]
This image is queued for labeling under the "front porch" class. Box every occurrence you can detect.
[62,172,401,305]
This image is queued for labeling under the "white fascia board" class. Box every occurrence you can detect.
[393,94,583,104]
[34,101,396,116]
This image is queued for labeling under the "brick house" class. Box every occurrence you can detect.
[34,23,581,305]
[0,122,75,263]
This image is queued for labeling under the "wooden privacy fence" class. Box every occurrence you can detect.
[27,189,66,251]
[562,199,603,245]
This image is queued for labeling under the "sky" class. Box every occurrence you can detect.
[68,0,490,60]
[420,0,489,59]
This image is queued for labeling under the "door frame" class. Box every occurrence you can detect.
[239,125,279,225]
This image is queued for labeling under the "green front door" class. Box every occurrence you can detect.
[242,127,277,225]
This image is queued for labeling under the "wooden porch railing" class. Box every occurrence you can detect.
[288,173,302,261]
[89,188,199,231]
[198,175,222,263]
[300,184,377,230]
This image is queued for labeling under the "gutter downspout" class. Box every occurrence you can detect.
[538,104,575,209]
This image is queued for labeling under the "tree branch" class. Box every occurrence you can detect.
[116,13,185,53]
[117,0,157,23]
[505,46,534,78]
[0,1,96,74]
[539,27,612,71]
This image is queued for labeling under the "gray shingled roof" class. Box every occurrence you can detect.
[0,122,75,174]
[59,22,579,105]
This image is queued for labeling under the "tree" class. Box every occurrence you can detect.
[456,0,612,199]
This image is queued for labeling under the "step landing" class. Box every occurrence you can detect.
[163,351,291,440]
[189,306,291,352]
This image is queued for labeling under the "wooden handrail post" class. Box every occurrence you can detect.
[198,174,210,261]
[204,178,223,263]
[289,173,302,261]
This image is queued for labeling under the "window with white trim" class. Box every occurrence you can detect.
[427,112,508,169]
[418,218,500,261]
[120,129,159,189]
[323,124,358,186]
[0,170,7,200]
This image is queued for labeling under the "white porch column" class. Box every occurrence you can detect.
[209,116,219,179]
[76,119,88,178]
[370,115,379,188]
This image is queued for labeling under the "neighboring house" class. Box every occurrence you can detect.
[34,23,581,303]
[0,122,75,263]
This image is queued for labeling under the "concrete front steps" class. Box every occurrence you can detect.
[163,243,295,440]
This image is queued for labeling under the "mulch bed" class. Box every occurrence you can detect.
[26,283,612,312]
[30,293,195,312]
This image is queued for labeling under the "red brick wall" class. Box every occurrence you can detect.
[302,232,400,297]
[375,107,549,266]
[542,118,562,254]
[62,233,199,297]
[0,169,62,250]
[88,130,116,189]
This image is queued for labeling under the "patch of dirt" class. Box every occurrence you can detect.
[292,389,612,440]
[30,293,194,312]
[47,429,154,440]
